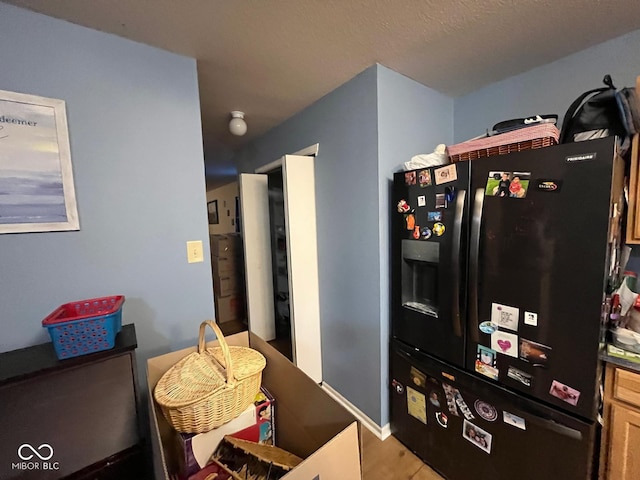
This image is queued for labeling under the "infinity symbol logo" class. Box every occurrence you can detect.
[17,444,54,461]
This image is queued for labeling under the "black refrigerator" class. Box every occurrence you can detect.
[390,137,625,480]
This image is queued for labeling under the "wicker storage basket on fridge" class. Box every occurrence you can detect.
[154,320,266,434]
[447,123,560,162]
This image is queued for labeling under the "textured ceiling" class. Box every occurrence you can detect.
[5,0,640,187]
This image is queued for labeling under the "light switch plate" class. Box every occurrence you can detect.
[186,240,204,263]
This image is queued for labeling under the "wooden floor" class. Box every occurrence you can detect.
[218,319,248,336]
[362,428,444,480]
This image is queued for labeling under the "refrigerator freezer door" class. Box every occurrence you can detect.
[465,137,621,420]
[392,164,470,367]
[390,341,597,480]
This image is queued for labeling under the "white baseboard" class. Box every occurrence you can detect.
[322,383,391,441]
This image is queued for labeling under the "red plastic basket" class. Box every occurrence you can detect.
[42,295,125,360]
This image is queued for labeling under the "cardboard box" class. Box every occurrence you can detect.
[214,276,240,297]
[175,388,275,478]
[210,234,241,258]
[147,331,362,480]
[214,293,244,324]
[212,255,238,279]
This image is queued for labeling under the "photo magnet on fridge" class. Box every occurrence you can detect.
[491,303,519,331]
[475,345,499,381]
[417,195,427,207]
[549,380,581,406]
[477,345,497,366]
[519,338,551,367]
[410,366,427,388]
[427,211,442,222]
[418,169,432,187]
[503,411,526,430]
[429,391,441,408]
[463,419,493,454]
[442,383,460,417]
[454,391,475,420]
[486,171,510,197]
[507,172,531,198]
[474,399,498,422]
[434,164,457,185]
[524,311,538,327]
[491,331,518,357]
[485,171,531,199]
[406,387,427,424]
[405,171,417,185]
[507,366,532,387]
[435,193,447,209]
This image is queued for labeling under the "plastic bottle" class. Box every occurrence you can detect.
[609,294,622,328]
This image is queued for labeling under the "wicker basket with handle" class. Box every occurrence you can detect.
[154,320,266,434]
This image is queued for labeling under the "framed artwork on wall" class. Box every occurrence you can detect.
[208,199,219,224]
[0,89,79,234]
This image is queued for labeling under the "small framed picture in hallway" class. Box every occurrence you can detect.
[208,199,219,224]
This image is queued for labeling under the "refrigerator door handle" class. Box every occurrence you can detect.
[469,188,484,343]
[517,407,585,440]
[451,189,466,338]
[529,416,584,441]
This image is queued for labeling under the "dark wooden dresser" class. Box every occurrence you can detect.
[0,324,147,479]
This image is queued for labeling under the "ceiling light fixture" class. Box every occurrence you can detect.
[229,111,247,136]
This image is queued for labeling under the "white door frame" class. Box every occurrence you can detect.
[240,150,322,383]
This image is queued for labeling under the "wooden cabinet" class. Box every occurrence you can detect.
[625,134,640,243]
[624,77,640,243]
[601,363,640,479]
[608,404,640,479]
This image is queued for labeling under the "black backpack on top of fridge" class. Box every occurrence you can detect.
[560,74,640,156]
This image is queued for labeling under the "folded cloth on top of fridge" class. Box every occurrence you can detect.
[404,144,448,170]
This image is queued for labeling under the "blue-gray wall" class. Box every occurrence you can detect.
[234,64,453,426]
[454,28,640,269]
[454,29,640,142]
[377,67,454,424]
[234,66,382,422]
[0,5,214,372]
